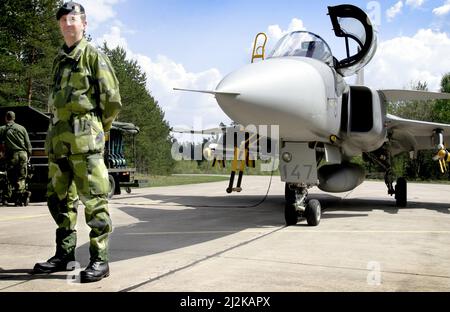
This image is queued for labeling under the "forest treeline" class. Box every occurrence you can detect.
[1,0,449,179]
[0,0,173,174]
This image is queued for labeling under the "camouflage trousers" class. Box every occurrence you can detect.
[47,153,112,262]
[6,150,28,200]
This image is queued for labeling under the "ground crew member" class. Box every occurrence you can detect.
[0,111,32,206]
[32,2,122,283]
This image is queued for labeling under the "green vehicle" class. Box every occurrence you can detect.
[0,106,140,201]
[105,121,140,198]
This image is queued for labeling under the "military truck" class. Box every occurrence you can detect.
[0,106,140,201]
[105,121,140,198]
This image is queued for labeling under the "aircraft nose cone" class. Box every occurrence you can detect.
[214,58,331,139]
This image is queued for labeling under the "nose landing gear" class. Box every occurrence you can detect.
[284,183,321,226]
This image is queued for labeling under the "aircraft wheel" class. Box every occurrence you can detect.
[285,183,295,202]
[126,187,132,194]
[284,183,298,226]
[305,199,321,226]
[395,177,407,207]
[284,202,298,226]
[108,174,116,199]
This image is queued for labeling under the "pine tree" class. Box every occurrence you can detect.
[0,0,62,110]
[432,73,450,124]
[101,44,175,175]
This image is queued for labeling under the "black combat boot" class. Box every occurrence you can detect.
[80,261,109,283]
[32,254,76,274]
[22,191,31,206]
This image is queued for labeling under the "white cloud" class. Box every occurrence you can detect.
[386,1,404,21]
[365,29,450,91]
[77,0,123,30]
[405,0,425,8]
[95,26,128,50]
[267,18,306,42]
[433,1,450,16]
[136,54,227,127]
[94,26,230,129]
[250,18,307,55]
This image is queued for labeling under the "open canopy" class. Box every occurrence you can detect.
[267,5,377,77]
[328,4,378,76]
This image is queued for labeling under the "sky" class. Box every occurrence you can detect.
[73,0,450,133]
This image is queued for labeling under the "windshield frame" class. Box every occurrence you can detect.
[267,31,334,66]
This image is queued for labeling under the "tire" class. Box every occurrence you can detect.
[395,177,407,207]
[284,183,298,226]
[285,183,295,202]
[126,187,131,194]
[285,202,298,226]
[305,199,321,226]
[30,189,46,203]
[108,174,116,199]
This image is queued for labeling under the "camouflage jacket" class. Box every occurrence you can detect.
[0,121,32,157]
[47,37,122,158]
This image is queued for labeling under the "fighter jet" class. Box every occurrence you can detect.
[175,4,450,226]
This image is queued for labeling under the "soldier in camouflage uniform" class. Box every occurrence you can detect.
[0,111,32,206]
[33,2,122,283]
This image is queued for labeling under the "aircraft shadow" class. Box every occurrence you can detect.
[70,192,450,264]
[75,195,286,265]
[320,196,450,215]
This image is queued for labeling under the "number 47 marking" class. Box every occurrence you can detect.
[283,164,313,180]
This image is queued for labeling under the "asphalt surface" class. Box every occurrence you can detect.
[1,176,450,292]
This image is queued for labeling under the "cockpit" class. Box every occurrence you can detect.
[265,5,378,77]
[267,31,334,66]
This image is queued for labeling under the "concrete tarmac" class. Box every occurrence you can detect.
[1,176,450,292]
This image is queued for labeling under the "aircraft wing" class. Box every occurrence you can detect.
[379,90,450,102]
[385,114,450,155]
[171,127,225,135]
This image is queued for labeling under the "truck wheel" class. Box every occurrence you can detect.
[108,174,115,199]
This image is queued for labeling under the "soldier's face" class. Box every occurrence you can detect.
[59,13,86,46]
